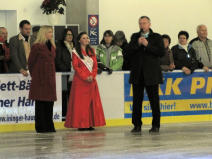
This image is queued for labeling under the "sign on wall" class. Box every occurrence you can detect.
[124,72,212,118]
[0,74,62,124]
[88,15,99,45]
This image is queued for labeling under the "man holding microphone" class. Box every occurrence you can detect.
[128,16,165,133]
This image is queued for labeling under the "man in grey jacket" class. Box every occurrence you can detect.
[9,20,31,76]
[190,25,212,69]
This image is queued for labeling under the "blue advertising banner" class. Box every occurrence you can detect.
[88,15,99,45]
[124,72,212,118]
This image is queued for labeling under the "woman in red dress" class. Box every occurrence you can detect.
[64,32,106,130]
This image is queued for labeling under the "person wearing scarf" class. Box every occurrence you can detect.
[171,31,208,75]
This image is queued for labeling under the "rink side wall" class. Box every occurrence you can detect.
[1,71,212,132]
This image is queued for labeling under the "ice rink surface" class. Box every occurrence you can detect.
[0,122,212,159]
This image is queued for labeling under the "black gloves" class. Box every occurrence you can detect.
[97,62,113,75]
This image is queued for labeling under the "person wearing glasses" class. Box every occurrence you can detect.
[55,28,75,120]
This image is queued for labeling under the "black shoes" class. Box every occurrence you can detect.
[78,128,87,131]
[149,127,159,133]
[131,126,141,133]
[130,126,160,133]
[87,127,95,131]
[78,127,95,131]
[36,130,56,133]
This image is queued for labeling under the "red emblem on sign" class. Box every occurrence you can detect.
[89,16,98,27]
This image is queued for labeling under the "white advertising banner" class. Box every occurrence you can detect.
[0,74,62,124]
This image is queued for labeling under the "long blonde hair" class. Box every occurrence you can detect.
[34,25,56,48]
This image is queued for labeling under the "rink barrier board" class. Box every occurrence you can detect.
[1,71,212,132]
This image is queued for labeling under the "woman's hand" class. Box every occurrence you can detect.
[182,67,191,75]
[86,76,93,82]
[203,66,209,72]
[169,63,175,70]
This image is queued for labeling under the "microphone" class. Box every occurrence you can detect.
[140,32,148,38]
[139,32,149,48]
[140,32,145,38]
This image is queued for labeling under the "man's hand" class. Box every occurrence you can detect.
[138,37,148,47]
[20,69,29,77]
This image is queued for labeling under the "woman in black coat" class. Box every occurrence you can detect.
[171,31,208,75]
[114,31,131,70]
[55,28,75,72]
[55,28,75,120]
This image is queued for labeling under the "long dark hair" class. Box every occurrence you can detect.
[75,32,94,59]
[62,28,75,47]
[100,30,115,45]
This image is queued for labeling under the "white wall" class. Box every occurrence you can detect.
[99,0,212,46]
[0,11,17,39]
[0,0,66,38]
[0,11,6,26]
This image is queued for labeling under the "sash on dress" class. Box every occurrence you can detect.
[72,50,93,73]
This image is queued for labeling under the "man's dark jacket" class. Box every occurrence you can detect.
[128,29,165,85]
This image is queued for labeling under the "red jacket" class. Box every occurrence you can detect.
[28,43,57,101]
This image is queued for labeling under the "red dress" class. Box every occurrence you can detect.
[64,49,106,128]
